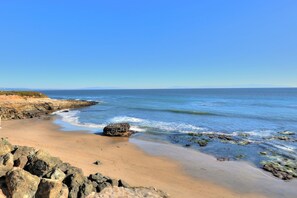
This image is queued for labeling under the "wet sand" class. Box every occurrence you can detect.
[0,117,286,198]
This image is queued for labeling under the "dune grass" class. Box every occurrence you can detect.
[0,91,48,98]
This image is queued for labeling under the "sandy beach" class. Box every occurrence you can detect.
[0,117,268,198]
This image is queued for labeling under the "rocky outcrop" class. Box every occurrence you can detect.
[103,123,135,137]
[0,138,169,198]
[0,94,97,120]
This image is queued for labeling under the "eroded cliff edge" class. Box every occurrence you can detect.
[0,91,97,120]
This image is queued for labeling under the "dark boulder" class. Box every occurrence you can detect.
[103,123,134,137]
[25,150,63,177]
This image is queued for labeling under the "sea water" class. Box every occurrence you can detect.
[42,88,297,167]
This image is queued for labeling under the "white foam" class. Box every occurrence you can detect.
[234,130,275,137]
[109,116,145,123]
[109,116,205,133]
[53,110,105,129]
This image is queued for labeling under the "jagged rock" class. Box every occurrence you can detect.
[0,153,14,177]
[96,182,112,193]
[12,146,35,161]
[0,138,13,156]
[56,163,83,177]
[25,150,63,177]
[103,123,134,137]
[88,173,110,184]
[88,173,112,192]
[45,168,66,181]
[6,168,40,198]
[78,180,95,197]
[36,178,68,198]
[88,186,169,198]
[14,155,28,169]
[63,172,86,198]
[107,179,118,187]
[118,179,130,188]
[12,146,35,169]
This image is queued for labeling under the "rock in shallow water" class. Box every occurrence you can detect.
[103,123,135,137]
[262,160,297,180]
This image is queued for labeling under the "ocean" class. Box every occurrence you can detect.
[42,88,297,167]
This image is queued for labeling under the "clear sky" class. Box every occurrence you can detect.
[0,0,296,89]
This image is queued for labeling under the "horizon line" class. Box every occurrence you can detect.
[1,86,296,91]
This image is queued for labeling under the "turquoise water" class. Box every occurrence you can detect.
[42,88,297,166]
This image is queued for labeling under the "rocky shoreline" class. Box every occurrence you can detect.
[0,138,168,198]
[169,131,297,180]
[0,93,97,120]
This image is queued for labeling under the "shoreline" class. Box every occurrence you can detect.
[0,119,292,197]
[0,117,266,198]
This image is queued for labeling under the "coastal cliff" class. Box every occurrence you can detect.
[0,91,97,120]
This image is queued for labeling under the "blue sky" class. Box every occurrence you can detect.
[0,0,296,89]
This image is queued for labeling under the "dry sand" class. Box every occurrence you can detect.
[0,118,267,198]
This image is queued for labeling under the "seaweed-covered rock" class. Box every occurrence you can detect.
[276,136,290,141]
[6,168,40,197]
[26,150,63,177]
[279,131,295,135]
[0,138,13,156]
[196,139,208,147]
[218,134,234,141]
[262,161,297,180]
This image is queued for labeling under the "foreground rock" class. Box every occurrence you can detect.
[103,123,135,137]
[0,92,97,120]
[0,138,168,198]
[6,168,40,197]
